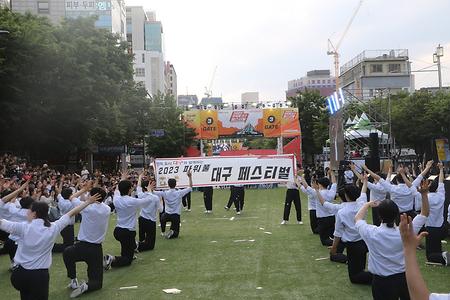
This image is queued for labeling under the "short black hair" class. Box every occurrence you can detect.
[378,200,399,228]
[61,188,73,200]
[395,174,404,184]
[343,184,360,202]
[90,187,107,202]
[317,177,330,189]
[428,177,439,193]
[118,180,132,196]
[20,196,34,209]
[141,180,149,192]
[168,178,177,189]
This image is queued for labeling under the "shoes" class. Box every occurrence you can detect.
[236,211,241,215]
[183,207,188,211]
[297,221,303,225]
[442,251,450,266]
[165,230,174,239]
[160,232,165,236]
[224,206,230,210]
[67,278,79,290]
[103,254,113,271]
[70,281,88,298]
[204,210,212,214]
[187,209,191,212]
[134,241,139,253]
[281,220,287,225]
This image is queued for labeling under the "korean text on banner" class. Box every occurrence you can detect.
[281,108,301,137]
[435,139,450,162]
[183,111,201,139]
[262,109,282,137]
[200,110,219,139]
[154,155,296,188]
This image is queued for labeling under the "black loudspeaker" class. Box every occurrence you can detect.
[365,157,380,173]
[369,132,380,159]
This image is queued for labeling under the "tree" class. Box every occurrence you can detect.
[289,90,329,163]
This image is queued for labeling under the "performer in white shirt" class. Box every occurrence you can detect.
[313,170,337,246]
[281,169,302,225]
[104,171,155,269]
[0,190,100,300]
[355,180,430,300]
[63,187,111,298]
[298,176,318,234]
[153,170,193,239]
[136,172,162,252]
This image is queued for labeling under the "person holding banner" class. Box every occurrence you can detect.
[153,171,193,239]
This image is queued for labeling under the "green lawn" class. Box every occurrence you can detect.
[1,188,449,299]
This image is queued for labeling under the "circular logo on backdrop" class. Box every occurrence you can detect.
[206,117,214,125]
[267,115,275,123]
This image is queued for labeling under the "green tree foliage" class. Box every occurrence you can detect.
[247,138,277,149]
[0,9,193,160]
[289,90,329,162]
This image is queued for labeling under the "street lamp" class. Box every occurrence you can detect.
[433,44,444,89]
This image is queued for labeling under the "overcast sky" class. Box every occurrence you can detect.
[125,0,450,102]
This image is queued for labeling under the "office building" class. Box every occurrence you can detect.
[286,70,336,98]
[165,61,177,98]
[339,49,414,98]
[177,95,198,107]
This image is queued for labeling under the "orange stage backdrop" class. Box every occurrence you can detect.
[199,110,218,139]
[281,108,301,137]
[262,108,282,137]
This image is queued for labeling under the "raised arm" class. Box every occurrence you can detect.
[328,169,336,185]
[187,170,193,188]
[399,168,413,188]
[66,193,101,218]
[438,162,444,183]
[362,165,381,182]
[418,181,429,217]
[418,160,433,178]
[350,163,363,181]
[70,181,92,200]
[361,174,368,194]
[1,181,29,203]
[355,201,379,223]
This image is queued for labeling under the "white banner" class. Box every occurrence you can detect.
[154,155,296,188]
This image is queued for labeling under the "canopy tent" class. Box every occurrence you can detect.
[345,128,389,144]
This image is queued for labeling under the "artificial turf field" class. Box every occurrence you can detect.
[1,188,450,299]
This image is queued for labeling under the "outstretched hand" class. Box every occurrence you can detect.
[87,193,102,204]
[418,180,430,194]
[399,213,428,252]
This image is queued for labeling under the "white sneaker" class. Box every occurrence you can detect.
[103,254,113,271]
[160,232,165,236]
[281,220,287,225]
[184,207,188,211]
[442,251,449,266]
[187,209,191,212]
[134,241,139,253]
[224,206,230,210]
[70,281,88,298]
[165,230,174,239]
[236,211,241,215]
[67,278,79,290]
[297,221,304,225]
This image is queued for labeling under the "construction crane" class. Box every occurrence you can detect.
[327,0,363,91]
[204,66,218,98]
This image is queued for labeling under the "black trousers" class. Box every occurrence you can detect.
[4,237,18,261]
[11,266,49,300]
[160,213,180,238]
[226,186,236,209]
[372,207,381,226]
[159,200,166,232]
[283,189,302,221]
[309,210,319,234]
[182,192,191,209]
[372,272,410,300]
[63,241,103,292]
[138,217,156,251]
[52,224,74,253]
[317,216,335,246]
[345,240,372,285]
[234,187,245,212]
[425,226,445,264]
[0,229,8,241]
[203,187,213,211]
[111,227,136,268]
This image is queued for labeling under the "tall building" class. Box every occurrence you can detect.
[199,97,223,106]
[12,0,126,39]
[165,61,177,98]
[177,95,198,107]
[286,70,336,98]
[339,49,414,98]
[241,92,259,104]
[126,7,165,96]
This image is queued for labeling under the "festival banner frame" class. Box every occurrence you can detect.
[154,154,296,188]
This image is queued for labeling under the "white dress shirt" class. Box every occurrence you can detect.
[5,203,28,242]
[314,184,337,218]
[113,191,154,231]
[379,179,417,212]
[153,188,192,215]
[57,194,81,225]
[356,214,427,276]
[300,186,316,210]
[426,183,446,228]
[344,170,354,184]
[430,293,450,300]
[136,187,163,222]
[77,202,111,244]
[286,177,299,190]
[333,193,367,242]
[0,214,71,269]
[367,182,387,202]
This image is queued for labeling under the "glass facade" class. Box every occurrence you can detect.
[144,22,162,52]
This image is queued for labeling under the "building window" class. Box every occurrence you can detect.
[327,79,330,84]
[388,63,401,73]
[311,80,315,84]
[135,68,145,77]
[370,64,383,73]
[322,80,325,84]
[142,53,145,63]
[37,1,49,14]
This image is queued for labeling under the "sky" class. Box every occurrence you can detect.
[125,0,450,102]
